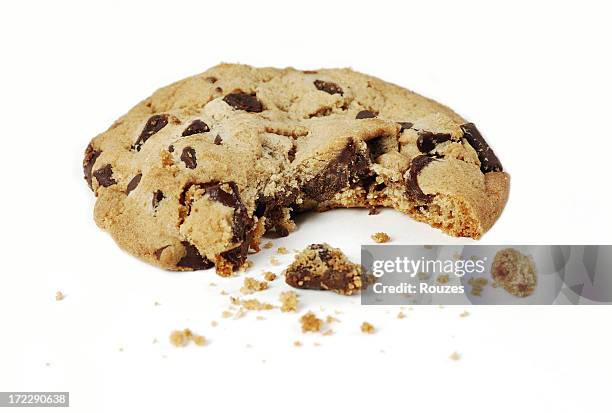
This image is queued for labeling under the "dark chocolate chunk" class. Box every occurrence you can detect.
[177,242,214,270]
[93,164,116,187]
[313,80,343,95]
[223,93,263,113]
[180,146,197,169]
[302,139,370,202]
[405,155,436,203]
[356,110,376,119]
[460,123,503,173]
[214,135,223,145]
[417,131,452,153]
[83,144,101,189]
[205,76,218,83]
[152,190,165,209]
[398,122,414,132]
[126,173,142,194]
[287,143,296,162]
[168,144,175,153]
[182,119,209,137]
[153,245,168,260]
[133,114,169,151]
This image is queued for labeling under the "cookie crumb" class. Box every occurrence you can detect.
[491,248,537,297]
[397,311,406,319]
[293,340,302,347]
[55,291,65,301]
[468,277,488,296]
[300,312,323,333]
[280,291,299,312]
[361,322,375,334]
[263,271,277,282]
[270,256,280,265]
[231,297,274,311]
[240,277,269,294]
[263,242,274,249]
[368,206,380,215]
[276,247,288,254]
[371,232,391,243]
[459,310,470,318]
[436,274,450,284]
[222,310,233,318]
[449,351,461,361]
[211,320,218,327]
[285,243,364,295]
[322,329,334,336]
[169,328,206,347]
[326,315,340,324]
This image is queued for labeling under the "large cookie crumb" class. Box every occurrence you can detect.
[280,291,299,312]
[360,322,375,334]
[491,248,537,297]
[169,328,206,347]
[284,243,363,295]
[371,232,391,243]
[300,312,323,333]
[240,277,269,294]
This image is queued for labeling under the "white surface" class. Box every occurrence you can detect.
[1,0,611,412]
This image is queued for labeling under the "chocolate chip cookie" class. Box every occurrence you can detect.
[83,64,509,275]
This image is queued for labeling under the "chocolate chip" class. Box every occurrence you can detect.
[205,76,218,83]
[215,87,223,93]
[152,190,165,209]
[223,93,263,112]
[398,122,414,132]
[177,242,214,270]
[126,173,142,194]
[303,70,318,74]
[83,144,101,189]
[93,164,116,187]
[302,139,370,202]
[314,80,343,96]
[182,119,210,137]
[460,123,503,173]
[154,245,168,260]
[180,147,197,169]
[287,143,296,162]
[214,135,222,145]
[356,110,376,119]
[405,155,436,203]
[417,131,452,153]
[168,145,174,153]
[133,114,169,151]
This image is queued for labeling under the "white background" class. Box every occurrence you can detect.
[1,0,611,412]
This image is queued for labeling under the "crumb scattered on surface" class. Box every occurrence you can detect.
[371,232,391,243]
[397,311,406,319]
[300,312,323,333]
[436,274,450,284]
[322,329,334,336]
[222,310,233,318]
[263,271,277,282]
[256,315,266,320]
[294,341,302,347]
[361,322,375,334]
[231,297,274,311]
[460,310,470,318]
[491,248,538,297]
[169,328,206,347]
[270,256,280,265]
[263,242,274,249]
[285,243,364,295]
[280,291,299,312]
[417,272,430,280]
[450,352,461,361]
[55,291,65,301]
[211,320,218,327]
[326,315,340,324]
[468,277,488,296]
[368,206,380,215]
[243,260,254,270]
[277,247,288,254]
[153,301,161,306]
[240,277,269,294]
